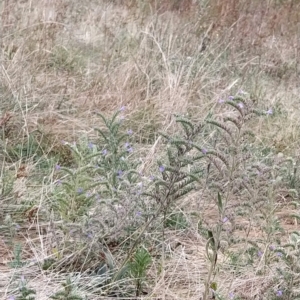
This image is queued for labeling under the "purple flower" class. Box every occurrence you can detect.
[266,108,273,115]
[88,142,94,149]
[276,290,283,297]
[117,170,123,177]
[8,296,16,300]
[238,89,247,95]
[159,166,165,172]
[269,245,275,251]
[55,164,61,171]
[276,252,283,257]
[56,179,62,185]
[77,187,84,194]
[136,211,142,217]
[258,250,263,257]
[120,106,126,111]
[124,142,133,153]
[238,102,244,109]
[201,148,207,154]
[228,96,234,100]
[218,99,225,104]
[127,129,133,135]
[229,292,234,299]
[222,217,229,223]
[149,175,155,181]
[102,149,107,156]
[15,224,20,230]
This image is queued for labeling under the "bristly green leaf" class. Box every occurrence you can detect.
[207,120,233,138]
[225,100,244,116]
[207,150,230,168]
[176,118,194,137]
[207,230,214,247]
[217,192,223,215]
[224,116,241,129]
[95,128,109,143]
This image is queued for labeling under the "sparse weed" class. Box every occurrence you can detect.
[9,276,36,300]
[50,277,83,300]
[128,246,152,297]
[9,244,26,269]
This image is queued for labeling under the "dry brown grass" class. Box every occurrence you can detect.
[1,0,300,299]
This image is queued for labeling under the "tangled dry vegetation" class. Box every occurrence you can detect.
[1,1,300,299]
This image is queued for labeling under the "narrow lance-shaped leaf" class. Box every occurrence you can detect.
[217,192,223,215]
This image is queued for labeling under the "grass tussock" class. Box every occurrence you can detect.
[1,0,300,299]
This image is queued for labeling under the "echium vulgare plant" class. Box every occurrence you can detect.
[195,95,298,299]
[52,107,140,224]
[49,108,146,276]
[107,112,210,288]
[273,231,300,300]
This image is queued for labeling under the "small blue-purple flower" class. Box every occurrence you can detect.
[258,250,263,257]
[238,89,247,95]
[201,148,208,154]
[120,106,126,111]
[159,165,165,172]
[8,296,16,300]
[269,245,275,251]
[124,142,133,153]
[222,217,229,223]
[276,252,283,257]
[228,95,234,100]
[276,290,283,297]
[266,108,273,115]
[229,292,234,299]
[102,149,107,156]
[238,102,244,109]
[15,224,20,231]
[77,187,84,194]
[218,99,225,104]
[117,170,123,177]
[56,179,62,185]
[127,129,133,135]
[88,142,94,149]
[55,164,61,171]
